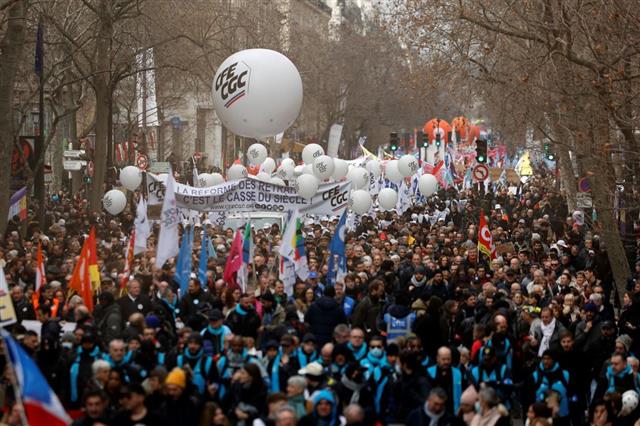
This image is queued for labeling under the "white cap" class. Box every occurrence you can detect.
[298,362,324,377]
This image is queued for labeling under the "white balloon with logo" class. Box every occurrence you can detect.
[302,143,325,165]
[212,49,303,139]
[227,164,247,180]
[312,155,335,180]
[384,160,403,183]
[366,160,381,178]
[398,154,419,177]
[378,188,398,211]
[333,159,349,180]
[119,166,142,191]
[347,167,369,190]
[198,173,214,187]
[103,189,127,215]
[418,174,438,197]
[295,174,319,199]
[350,190,372,215]
[247,143,268,166]
[276,164,294,180]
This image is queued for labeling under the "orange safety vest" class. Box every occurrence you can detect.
[31,294,61,318]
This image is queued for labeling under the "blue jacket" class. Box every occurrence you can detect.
[532,361,571,417]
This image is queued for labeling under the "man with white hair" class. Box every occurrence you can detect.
[90,359,111,390]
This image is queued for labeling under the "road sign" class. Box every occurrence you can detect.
[63,160,86,171]
[63,150,85,159]
[473,164,489,182]
[148,162,170,174]
[87,161,94,177]
[136,154,149,170]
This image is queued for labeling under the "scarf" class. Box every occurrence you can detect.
[184,347,203,361]
[538,318,555,357]
[411,275,427,288]
[471,407,502,426]
[423,403,444,426]
[235,304,248,316]
[347,342,368,361]
[341,375,365,405]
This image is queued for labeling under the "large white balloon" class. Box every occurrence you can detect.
[398,154,419,177]
[302,143,325,164]
[119,166,142,191]
[198,173,214,187]
[293,165,305,177]
[384,160,403,183]
[302,164,313,175]
[419,174,438,197]
[366,160,381,178]
[271,177,285,186]
[378,188,398,211]
[333,159,349,180]
[210,173,225,185]
[261,157,276,173]
[350,190,372,215]
[312,155,335,180]
[256,172,271,182]
[247,143,268,166]
[212,49,303,139]
[295,174,319,199]
[103,189,127,215]
[347,167,369,189]
[227,164,248,180]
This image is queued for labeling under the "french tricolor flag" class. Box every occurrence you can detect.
[2,330,71,425]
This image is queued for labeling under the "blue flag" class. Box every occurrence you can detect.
[176,225,194,297]
[208,236,217,259]
[327,209,348,287]
[198,231,209,287]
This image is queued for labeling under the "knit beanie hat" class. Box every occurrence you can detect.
[165,367,186,389]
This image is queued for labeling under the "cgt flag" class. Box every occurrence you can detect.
[478,210,496,260]
[223,229,243,288]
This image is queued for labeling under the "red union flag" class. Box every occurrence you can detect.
[478,211,496,259]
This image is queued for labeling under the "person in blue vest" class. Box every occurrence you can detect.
[217,335,262,400]
[371,343,400,423]
[200,309,232,356]
[102,338,134,383]
[262,339,292,394]
[479,315,513,371]
[469,346,513,406]
[288,333,319,373]
[360,335,386,379]
[530,350,573,423]
[380,292,416,341]
[68,331,103,407]
[335,281,356,317]
[347,327,368,363]
[175,332,219,397]
[595,353,637,399]
[426,346,465,415]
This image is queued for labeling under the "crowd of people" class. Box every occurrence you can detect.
[1,172,640,426]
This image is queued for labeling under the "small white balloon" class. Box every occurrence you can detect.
[384,160,403,183]
[262,157,276,173]
[271,177,285,186]
[418,174,438,197]
[276,164,294,180]
[378,188,398,211]
[398,154,420,177]
[103,189,127,215]
[256,172,271,182]
[312,155,335,180]
[332,159,349,180]
[247,143,268,166]
[302,143,325,164]
[347,167,369,189]
[302,164,313,175]
[210,173,225,185]
[350,190,372,215]
[119,166,142,191]
[295,174,319,199]
[281,158,295,169]
[293,165,305,177]
[227,164,248,180]
[197,173,214,187]
[366,160,381,178]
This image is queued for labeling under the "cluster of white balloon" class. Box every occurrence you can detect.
[103,166,143,215]
[237,141,440,215]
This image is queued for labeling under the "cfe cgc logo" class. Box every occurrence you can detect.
[215,61,250,109]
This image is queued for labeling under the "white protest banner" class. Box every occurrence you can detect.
[0,267,16,327]
[146,174,351,216]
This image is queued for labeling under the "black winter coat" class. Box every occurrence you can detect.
[305,297,347,346]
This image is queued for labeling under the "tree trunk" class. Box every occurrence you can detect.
[0,0,27,237]
[89,0,113,212]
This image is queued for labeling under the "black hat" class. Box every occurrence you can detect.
[265,340,279,350]
[302,333,317,344]
[414,266,426,275]
[386,343,400,357]
[260,291,275,303]
[186,333,203,345]
[208,309,223,322]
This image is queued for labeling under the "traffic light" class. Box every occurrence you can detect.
[476,139,487,163]
[418,131,428,148]
[544,142,555,161]
[435,132,442,148]
[390,132,399,152]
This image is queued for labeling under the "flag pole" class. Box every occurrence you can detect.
[1,336,31,426]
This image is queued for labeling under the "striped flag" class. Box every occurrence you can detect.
[120,231,135,291]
